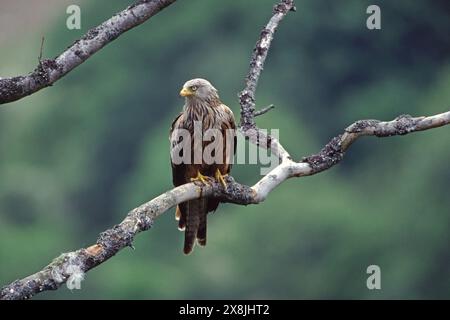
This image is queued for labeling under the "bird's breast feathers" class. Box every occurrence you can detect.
[172,104,235,132]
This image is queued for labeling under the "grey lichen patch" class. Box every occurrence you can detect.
[302,135,344,173]
[129,0,155,10]
[0,76,26,103]
[49,252,86,290]
[347,115,418,137]
[39,58,58,71]
[273,0,296,14]
[256,29,270,54]
[239,90,255,107]
[371,114,416,137]
[65,265,85,290]
[239,90,256,128]
[346,119,380,133]
[81,28,100,42]
[0,251,86,299]
[0,58,60,104]
[34,59,59,85]
[135,213,153,231]
[74,49,87,60]
[0,279,44,300]
[213,176,254,205]
[104,28,120,42]
[392,114,416,135]
[97,224,135,258]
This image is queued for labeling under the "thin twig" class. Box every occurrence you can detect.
[38,36,45,62]
[254,104,275,117]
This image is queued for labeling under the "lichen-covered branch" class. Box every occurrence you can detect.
[239,0,296,129]
[238,0,295,163]
[0,0,177,105]
[254,104,275,117]
[0,179,253,300]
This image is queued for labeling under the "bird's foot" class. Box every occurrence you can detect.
[215,169,228,189]
[191,171,210,185]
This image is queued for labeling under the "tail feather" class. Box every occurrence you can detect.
[196,211,207,246]
[177,198,212,254]
[183,199,206,254]
[176,204,186,231]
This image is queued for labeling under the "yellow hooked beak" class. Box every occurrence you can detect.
[180,87,193,97]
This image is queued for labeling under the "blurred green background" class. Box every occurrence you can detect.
[0,0,449,299]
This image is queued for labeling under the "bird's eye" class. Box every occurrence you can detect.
[190,85,198,91]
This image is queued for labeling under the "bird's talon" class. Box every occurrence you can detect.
[191,171,210,185]
[215,169,228,189]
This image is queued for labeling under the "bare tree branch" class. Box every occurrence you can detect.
[38,36,45,62]
[239,0,296,129]
[0,0,177,105]
[238,0,295,165]
[0,179,253,300]
[1,0,449,300]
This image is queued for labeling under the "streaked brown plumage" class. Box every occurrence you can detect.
[169,78,236,254]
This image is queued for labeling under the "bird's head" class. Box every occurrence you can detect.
[180,78,219,103]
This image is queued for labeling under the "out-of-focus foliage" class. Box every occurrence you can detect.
[0,0,449,299]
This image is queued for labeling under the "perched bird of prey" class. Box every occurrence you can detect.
[170,78,236,254]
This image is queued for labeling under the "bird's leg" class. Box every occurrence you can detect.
[215,169,228,189]
[191,171,210,185]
